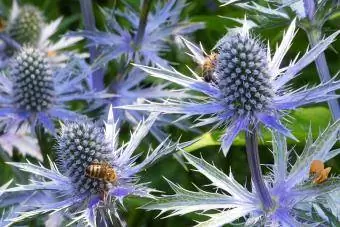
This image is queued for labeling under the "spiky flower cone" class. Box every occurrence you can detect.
[11,47,54,112]
[214,33,273,116]
[7,5,43,45]
[57,121,115,194]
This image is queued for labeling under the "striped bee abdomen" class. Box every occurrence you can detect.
[86,163,103,179]
[85,162,117,183]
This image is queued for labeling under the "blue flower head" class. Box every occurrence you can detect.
[143,120,340,226]
[0,0,84,69]
[119,19,340,155]
[73,0,204,67]
[0,46,105,136]
[6,4,43,46]
[0,106,184,226]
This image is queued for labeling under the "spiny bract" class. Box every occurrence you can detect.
[0,107,185,226]
[118,19,340,155]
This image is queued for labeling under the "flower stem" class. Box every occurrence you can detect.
[306,29,340,120]
[79,0,104,91]
[246,126,273,211]
[0,34,21,50]
[134,0,152,47]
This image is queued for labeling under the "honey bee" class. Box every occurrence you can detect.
[309,160,331,184]
[202,53,218,83]
[85,162,117,183]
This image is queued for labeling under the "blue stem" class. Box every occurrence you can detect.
[79,0,104,91]
[306,29,340,120]
[246,126,274,211]
[0,33,21,50]
[302,0,315,21]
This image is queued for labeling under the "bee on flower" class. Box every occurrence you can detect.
[0,106,188,226]
[201,52,218,83]
[118,18,340,155]
[218,0,340,120]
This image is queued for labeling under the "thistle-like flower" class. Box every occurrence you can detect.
[0,0,83,68]
[219,0,340,120]
[73,0,204,67]
[144,120,340,226]
[119,19,340,154]
[0,46,105,136]
[6,4,43,45]
[0,106,185,226]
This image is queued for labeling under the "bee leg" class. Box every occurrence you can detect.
[100,190,109,202]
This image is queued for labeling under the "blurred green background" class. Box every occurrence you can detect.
[0,0,339,226]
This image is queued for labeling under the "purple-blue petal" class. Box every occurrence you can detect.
[257,113,297,140]
[221,117,248,156]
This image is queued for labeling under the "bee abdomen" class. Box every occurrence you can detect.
[86,164,103,179]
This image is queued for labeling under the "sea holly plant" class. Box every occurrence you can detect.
[0,0,84,69]
[0,46,108,137]
[219,0,340,120]
[0,106,190,226]
[143,120,340,226]
[78,0,199,142]
[119,19,340,155]
[0,0,339,226]
[73,0,204,68]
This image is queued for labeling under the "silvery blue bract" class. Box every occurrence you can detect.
[143,120,340,226]
[118,19,340,155]
[104,68,194,142]
[72,0,204,68]
[0,47,108,147]
[0,106,185,226]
